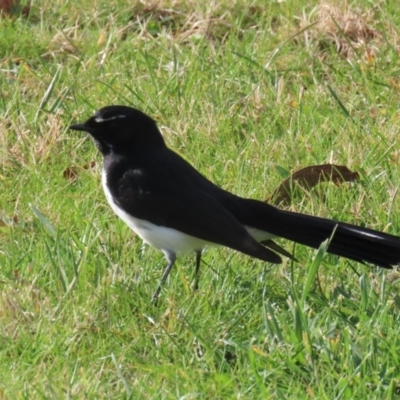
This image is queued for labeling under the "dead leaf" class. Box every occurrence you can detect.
[62,161,97,181]
[83,161,97,170]
[268,164,359,205]
[62,167,78,181]
[50,31,78,54]
[0,0,30,17]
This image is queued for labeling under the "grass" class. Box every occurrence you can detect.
[1,0,400,398]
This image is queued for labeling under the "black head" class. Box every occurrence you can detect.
[69,105,165,155]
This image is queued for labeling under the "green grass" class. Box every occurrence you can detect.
[1,0,400,398]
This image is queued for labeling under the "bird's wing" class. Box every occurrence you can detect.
[111,168,281,263]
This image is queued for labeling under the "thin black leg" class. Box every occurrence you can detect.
[151,251,176,302]
[193,250,202,290]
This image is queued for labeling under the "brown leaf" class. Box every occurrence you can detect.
[83,161,97,170]
[62,161,97,181]
[268,164,360,206]
[0,214,20,228]
[0,0,14,14]
[63,167,78,181]
[0,0,30,17]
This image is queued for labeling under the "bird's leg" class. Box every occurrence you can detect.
[193,250,202,290]
[151,251,176,302]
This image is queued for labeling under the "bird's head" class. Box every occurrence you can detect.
[69,105,165,154]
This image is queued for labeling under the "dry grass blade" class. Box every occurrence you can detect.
[300,1,380,58]
[117,1,262,43]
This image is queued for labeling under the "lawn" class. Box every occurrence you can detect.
[1,0,400,398]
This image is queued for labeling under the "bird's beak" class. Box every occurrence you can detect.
[69,123,89,132]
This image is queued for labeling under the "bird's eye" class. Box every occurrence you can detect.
[95,115,126,123]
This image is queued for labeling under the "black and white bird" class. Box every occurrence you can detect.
[69,105,400,300]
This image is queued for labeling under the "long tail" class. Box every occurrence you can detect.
[244,200,400,269]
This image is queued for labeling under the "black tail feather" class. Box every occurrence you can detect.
[271,211,399,268]
[246,200,400,269]
[261,239,298,262]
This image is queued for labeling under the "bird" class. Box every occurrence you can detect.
[69,105,400,300]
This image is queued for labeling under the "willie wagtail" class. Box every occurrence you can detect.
[70,105,400,300]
